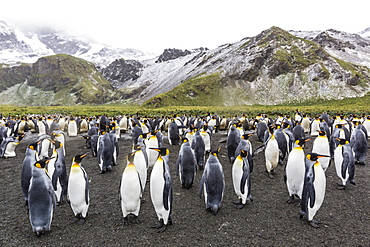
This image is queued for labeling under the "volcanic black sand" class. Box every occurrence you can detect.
[1,129,369,246]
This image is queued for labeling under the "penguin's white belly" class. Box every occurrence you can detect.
[150,165,169,221]
[265,140,279,172]
[4,142,17,158]
[68,122,78,137]
[232,161,248,203]
[308,166,326,221]
[134,153,147,191]
[68,173,88,215]
[312,138,330,171]
[286,150,305,197]
[334,147,349,185]
[120,174,141,217]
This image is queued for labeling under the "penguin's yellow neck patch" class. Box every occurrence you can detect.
[158,156,163,162]
[72,163,80,168]
[295,146,303,150]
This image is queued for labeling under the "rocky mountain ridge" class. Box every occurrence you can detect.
[1,21,370,106]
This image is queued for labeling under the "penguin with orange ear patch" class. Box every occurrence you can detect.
[67,153,89,224]
[300,153,330,228]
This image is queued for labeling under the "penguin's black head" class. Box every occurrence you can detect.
[336,138,348,145]
[306,153,330,161]
[318,130,326,136]
[73,153,88,163]
[127,152,135,163]
[296,139,310,146]
[52,140,62,149]
[240,150,248,158]
[182,137,189,143]
[150,147,169,156]
[34,157,52,169]
[241,134,252,140]
[28,142,38,151]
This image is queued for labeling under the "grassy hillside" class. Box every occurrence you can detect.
[1,92,369,118]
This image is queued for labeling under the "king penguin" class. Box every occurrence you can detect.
[199,147,225,215]
[21,142,38,206]
[334,138,356,189]
[264,132,280,179]
[300,153,329,228]
[285,139,310,204]
[120,156,143,225]
[130,145,148,192]
[67,153,89,224]
[232,150,252,209]
[350,121,368,165]
[28,158,57,237]
[149,148,173,233]
[48,140,68,204]
[192,129,206,170]
[176,138,197,189]
[311,130,331,172]
[226,124,241,163]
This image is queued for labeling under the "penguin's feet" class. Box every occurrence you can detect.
[309,221,320,228]
[355,161,366,166]
[76,217,86,225]
[349,180,356,185]
[69,214,83,224]
[286,195,295,204]
[232,199,244,209]
[123,217,130,226]
[151,219,167,233]
[133,216,142,224]
[268,172,274,179]
[336,184,346,190]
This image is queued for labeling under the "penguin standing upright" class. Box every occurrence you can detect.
[285,139,309,204]
[120,159,143,225]
[199,148,225,215]
[176,138,197,189]
[28,158,56,237]
[232,150,252,209]
[67,153,89,224]
[168,120,180,145]
[264,133,280,179]
[67,117,78,137]
[334,138,356,189]
[200,125,212,154]
[191,130,206,170]
[149,148,173,233]
[311,131,331,172]
[300,153,329,228]
[130,146,148,192]
[48,140,68,204]
[97,132,114,173]
[350,121,368,165]
[21,142,38,205]
[226,124,241,163]
[146,131,161,168]
[0,134,24,158]
[234,134,254,173]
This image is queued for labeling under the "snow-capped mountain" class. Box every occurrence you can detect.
[1,20,370,106]
[0,20,155,66]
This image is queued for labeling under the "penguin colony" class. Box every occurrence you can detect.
[0,111,368,237]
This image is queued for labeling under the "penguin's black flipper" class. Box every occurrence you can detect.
[341,152,350,179]
[240,159,249,194]
[163,171,171,211]
[252,144,265,157]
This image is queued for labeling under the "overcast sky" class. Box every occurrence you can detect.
[1,0,368,53]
